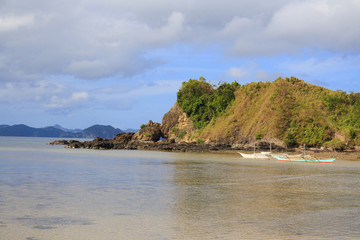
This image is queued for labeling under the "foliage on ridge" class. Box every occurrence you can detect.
[177,77,240,129]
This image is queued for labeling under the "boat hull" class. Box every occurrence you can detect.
[273,155,336,163]
[238,152,269,159]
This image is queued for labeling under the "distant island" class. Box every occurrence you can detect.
[0,124,137,139]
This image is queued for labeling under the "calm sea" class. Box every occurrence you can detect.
[0,136,360,239]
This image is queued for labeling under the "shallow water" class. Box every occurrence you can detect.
[0,137,360,239]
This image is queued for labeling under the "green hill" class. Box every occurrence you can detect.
[169,77,360,150]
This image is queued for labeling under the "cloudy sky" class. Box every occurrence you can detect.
[1,0,360,130]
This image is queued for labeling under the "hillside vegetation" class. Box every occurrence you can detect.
[177,77,240,129]
[175,77,360,149]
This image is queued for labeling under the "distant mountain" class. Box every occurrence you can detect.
[0,124,124,139]
[52,124,82,133]
[80,125,122,138]
[0,124,66,137]
[123,128,139,133]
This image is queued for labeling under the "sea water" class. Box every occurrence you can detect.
[0,137,360,239]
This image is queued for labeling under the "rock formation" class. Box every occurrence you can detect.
[160,102,195,142]
[132,120,163,142]
[113,132,135,143]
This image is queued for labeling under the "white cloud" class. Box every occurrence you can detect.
[98,79,182,98]
[0,80,64,104]
[0,15,34,32]
[254,70,270,81]
[264,0,360,52]
[283,55,360,75]
[0,2,186,81]
[44,91,90,109]
[0,0,359,83]
[227,67,248,79]
[218,0,360,56]
[254,69,284,81]
[0,79,92,114]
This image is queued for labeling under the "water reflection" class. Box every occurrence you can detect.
[169,154,360,239]
[1,139,360,240]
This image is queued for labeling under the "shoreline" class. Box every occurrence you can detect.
[205,149,360,161]
[220,149,360,161]
[48,138,360,161]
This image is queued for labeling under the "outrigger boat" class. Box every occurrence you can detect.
[238,142,272,159]
[272,145,336,163]
[239,152,270,159]
[272,155,336,163]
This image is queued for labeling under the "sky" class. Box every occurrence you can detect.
[1,0,360,130]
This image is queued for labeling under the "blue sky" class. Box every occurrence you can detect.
[1,0,360,130]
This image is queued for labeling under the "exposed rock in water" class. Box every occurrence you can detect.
[48,135,286,152]
[48,140,80,145]
[49,138,235,152]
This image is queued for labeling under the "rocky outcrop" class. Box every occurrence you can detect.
[132,120,163,142]
[48,139,81,145]
[161,102,195,142]
[113,132,135,143]
[49,138,233,152]
[48,134,286,152]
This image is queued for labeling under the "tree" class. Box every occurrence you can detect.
[177,77,240,129]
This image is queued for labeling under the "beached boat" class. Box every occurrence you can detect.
[272,155,336,163]
[238,142,272,159]
[238,152,270,159]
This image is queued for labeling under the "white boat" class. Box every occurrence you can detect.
[238,152,269,159]
[238,142,272,159]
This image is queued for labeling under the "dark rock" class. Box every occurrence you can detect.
[113,132,135,143]
[48,140,80,145]
[48,137,285,152]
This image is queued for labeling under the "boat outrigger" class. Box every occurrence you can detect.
[272,154,336,163]
[239,143,336,163]
[272,145,336,163]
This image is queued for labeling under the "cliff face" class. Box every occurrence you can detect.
[160,102,195,142]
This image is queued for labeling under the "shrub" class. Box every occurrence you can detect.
[324,139,346,151]
[177,77,240,129]
[172,128,187,138]
[196,138,205,144]
[284,132,298,148]
[255,132,262,140]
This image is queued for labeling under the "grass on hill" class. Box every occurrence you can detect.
[177,77,360,149]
